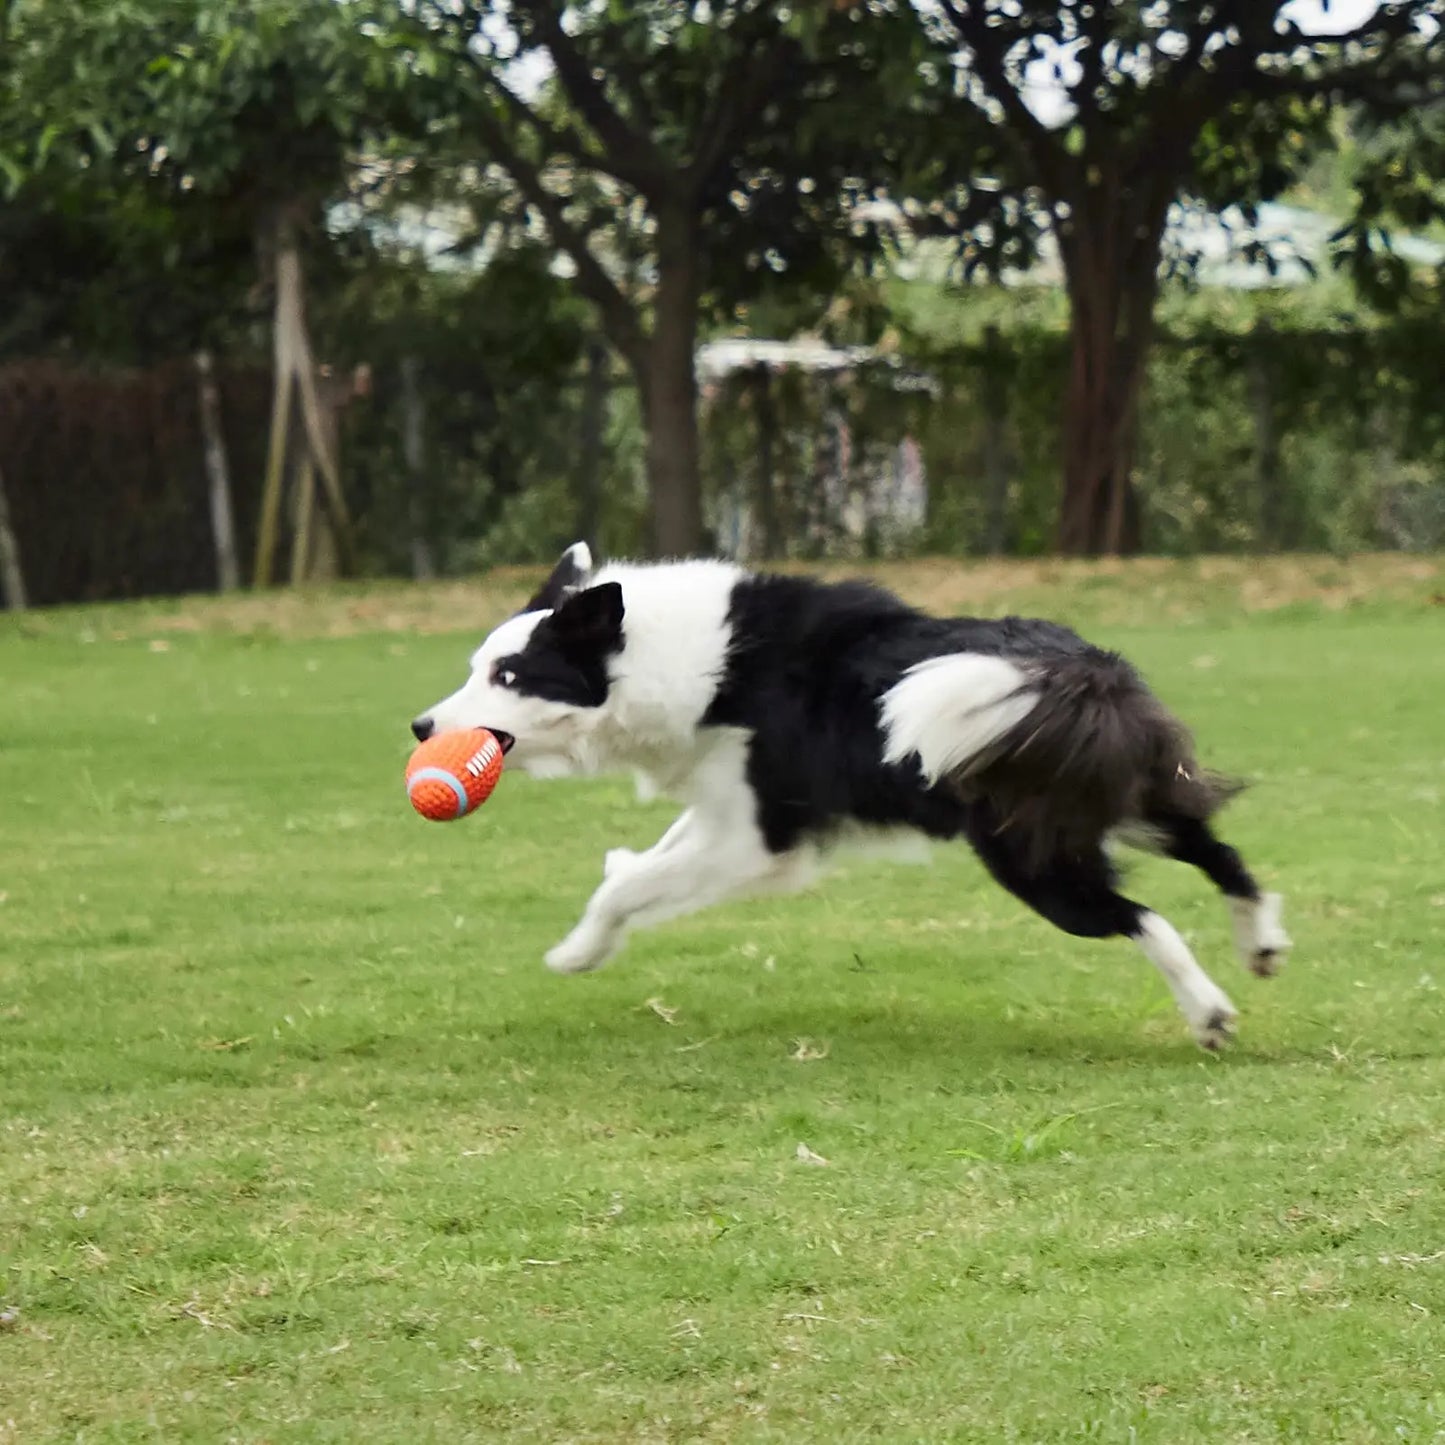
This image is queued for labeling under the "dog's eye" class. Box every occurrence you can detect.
[493,665,517,689]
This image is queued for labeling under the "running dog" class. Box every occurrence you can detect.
[412,544,1290,1049]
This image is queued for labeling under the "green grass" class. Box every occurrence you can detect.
[2,560,1444,1443]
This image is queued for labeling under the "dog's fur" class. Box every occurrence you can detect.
[413,543,1291,1049]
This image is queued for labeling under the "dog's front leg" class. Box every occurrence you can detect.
[601,807,695,882]
[546,808,722,973]
[545,808,791,974]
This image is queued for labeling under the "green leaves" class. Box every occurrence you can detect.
[7,0,454,212]
[924,0,1442,305]
[1,0,448,361]
[0,149,23,198]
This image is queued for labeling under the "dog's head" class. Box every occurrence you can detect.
[410,544,625,777]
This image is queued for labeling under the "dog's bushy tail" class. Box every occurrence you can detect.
[880,649,1241,863]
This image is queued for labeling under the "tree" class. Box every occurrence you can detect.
[921,1,1441,554]
[409,0,923,556]
[14,0,450,582]
[129,0,411,583]
[2,0,265,364]
[1331,99,1445,308]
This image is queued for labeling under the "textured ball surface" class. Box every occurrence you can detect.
[405,728,506,821]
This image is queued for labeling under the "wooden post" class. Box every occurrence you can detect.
[819,387,849,555]
[254,345,294,587]
[751,362,781,560]
[576,340,607,558]
[0,463,27,611]
[1368,383,1400,555]
[400,355,437,580]
[195,351,240,592]
[1250,319,1282,550]
[718,450,741,557]
[981,324,1011,555]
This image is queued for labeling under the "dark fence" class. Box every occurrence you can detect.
[4,317,1445,607]
[0,360,270,606]
[698,319,1445,559]
[920,319,1445,557]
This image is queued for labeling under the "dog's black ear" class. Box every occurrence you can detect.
[549,581,624,655]
[521,542,594,615]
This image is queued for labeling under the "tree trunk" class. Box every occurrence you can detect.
[1057,208,1163,557]
[637,213,703,557]
[0,463,27,611]
[195,351,240,592]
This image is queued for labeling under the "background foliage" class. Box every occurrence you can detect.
[2,0,1444,600]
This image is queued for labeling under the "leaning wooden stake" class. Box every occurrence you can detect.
[294,358,353,570]
[290,456,317,587]
[0,463,28,611]
[253,293,296,588]
[253,217,354,587]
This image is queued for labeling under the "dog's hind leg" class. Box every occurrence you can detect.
[1148,812,1291,979]
[969,823,1238,1050]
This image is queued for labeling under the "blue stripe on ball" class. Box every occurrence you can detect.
[408,765,469,817]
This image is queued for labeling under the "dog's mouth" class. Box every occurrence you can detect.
[488,730,516,755]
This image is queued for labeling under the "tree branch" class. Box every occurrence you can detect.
[1136,1,1329,177]
[1240,47,1442,110]
[935,0,1063,187]
[687,19,792,193]
[470,102,647,371]
[477,67,656,194]
[425,0,662,193]
[513,0,666,196]
[1071,0,1109,127]
[591,23,660,142]
[1182,6,1437,127]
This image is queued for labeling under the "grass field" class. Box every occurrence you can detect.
[2,556,1443,1443]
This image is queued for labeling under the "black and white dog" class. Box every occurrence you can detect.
[412,543,1290,1049]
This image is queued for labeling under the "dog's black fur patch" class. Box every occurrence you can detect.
[498,582,624,709]
[702,576,976,851]
[522,545,592,615]
[701,572,1251,940]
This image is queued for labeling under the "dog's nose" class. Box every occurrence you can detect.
[411,716,434,743]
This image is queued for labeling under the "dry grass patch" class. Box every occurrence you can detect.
[2,553,1439,643]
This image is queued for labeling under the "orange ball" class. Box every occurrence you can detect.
[405,728,506,821]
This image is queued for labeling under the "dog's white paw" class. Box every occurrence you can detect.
[1188,994,1239,1052]
[1231,892,1292,978]
[603,847,639,881]
[545,925,616,975]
